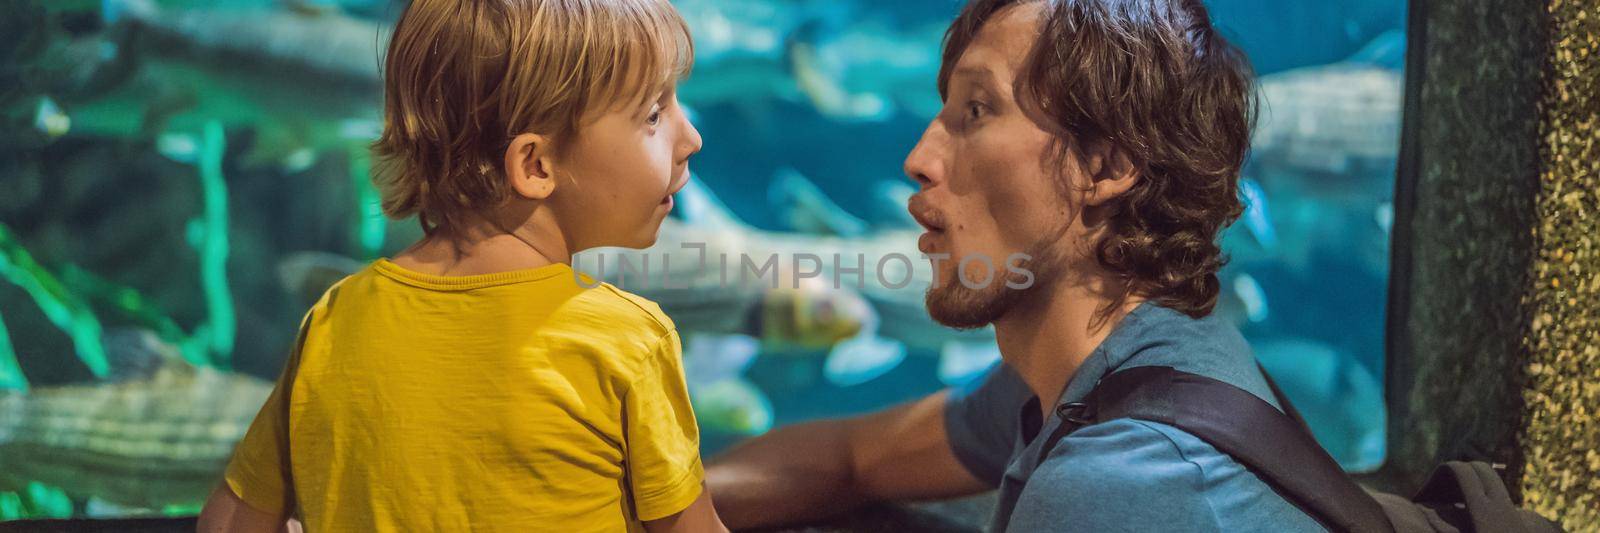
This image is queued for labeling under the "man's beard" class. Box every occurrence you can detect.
[925,237,1067,329]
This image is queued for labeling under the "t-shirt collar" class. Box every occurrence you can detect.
[1052,300,1168,408]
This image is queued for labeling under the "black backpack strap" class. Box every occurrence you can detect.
[1047,365,1396,533]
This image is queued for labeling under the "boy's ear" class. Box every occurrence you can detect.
[1082,140,1139,207]
[505,133,557,201]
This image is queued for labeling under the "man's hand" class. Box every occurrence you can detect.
[705,390,990,529]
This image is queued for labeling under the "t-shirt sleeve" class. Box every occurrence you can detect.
[222,313,311,516]
[1007,419,1223,532]
[942,362,1030,486]
[224,308,313,512]
[623,329,705,521]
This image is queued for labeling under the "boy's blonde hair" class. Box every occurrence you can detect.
[372,0,693,234]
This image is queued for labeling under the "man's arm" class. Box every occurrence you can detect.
[705,390,990,529]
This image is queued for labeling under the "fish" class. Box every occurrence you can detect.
[1343,29,1406,71]
[80,0,386,171]
[575,219,879,351]
[822,332,907,388]
[578,175,880,351]
[768,171,919,235]
[0,329,272,512]
[761,171,997,383]
[1224,33,1403,279]
[277,251,367,310]
[681,334,773,436]
[279,0,393,18]
[871,180,920,230]
[767,167,869,237]
[672,0,800,66]
[669,0,829,117]
[1250,46,1402,183]
[1237,177,1279,250]
[594,178,1001,389]
[1253,337,1385,472]
[105,0,389,84]
[33,97,71,140]
[669,1,945,121]
[784,19,946,121]
[1231,272,1270,324]
[689,378,775,438]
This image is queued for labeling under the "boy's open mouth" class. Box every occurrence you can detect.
[663,173,690,205]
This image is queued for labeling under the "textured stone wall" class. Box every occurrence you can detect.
[1381,0,1545,496]
[1519,0,1600,529]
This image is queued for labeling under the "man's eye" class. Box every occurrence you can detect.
[966,101,987,121]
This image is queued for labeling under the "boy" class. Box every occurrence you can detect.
[198,0,722,531]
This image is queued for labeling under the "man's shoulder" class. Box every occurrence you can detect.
[1113,305,1283,410]
[1036,418,1209,497]
[1022,418,1323,532]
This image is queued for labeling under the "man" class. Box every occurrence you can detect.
[706,0,1324,531]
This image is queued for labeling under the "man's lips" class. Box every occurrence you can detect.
[917,230,943,254]
[907,194,946,232]
[908,194,948,254]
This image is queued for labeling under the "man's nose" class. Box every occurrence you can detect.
[903,121,946,189]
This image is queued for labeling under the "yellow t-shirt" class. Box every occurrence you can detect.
[224,259,704,532]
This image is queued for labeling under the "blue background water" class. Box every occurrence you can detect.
[680,0,1404,467]
[0,0,1404,518]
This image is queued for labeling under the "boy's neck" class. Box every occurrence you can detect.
[392,212,572,277]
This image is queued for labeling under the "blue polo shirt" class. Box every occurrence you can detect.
[944,302,1326,532]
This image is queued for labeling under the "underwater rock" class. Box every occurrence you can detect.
[0,351,272,508]
[100,327,180,383]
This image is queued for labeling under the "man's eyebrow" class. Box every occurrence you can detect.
[950,65,998,87]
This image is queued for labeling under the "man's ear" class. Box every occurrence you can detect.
[1082,141,1139,207]
[504,133,558,201]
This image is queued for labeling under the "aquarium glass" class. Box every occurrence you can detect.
[0,0,1404,519]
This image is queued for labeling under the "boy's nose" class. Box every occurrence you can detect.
[679,113,703,161]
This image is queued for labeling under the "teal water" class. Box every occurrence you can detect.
[0,0,1404,519]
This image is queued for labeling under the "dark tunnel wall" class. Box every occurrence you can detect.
[1383,0,1543,499]
[1383,0,1597,529]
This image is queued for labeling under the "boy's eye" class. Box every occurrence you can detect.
[646,107,663,127]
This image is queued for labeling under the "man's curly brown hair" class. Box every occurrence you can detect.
[940,0,1256,318]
